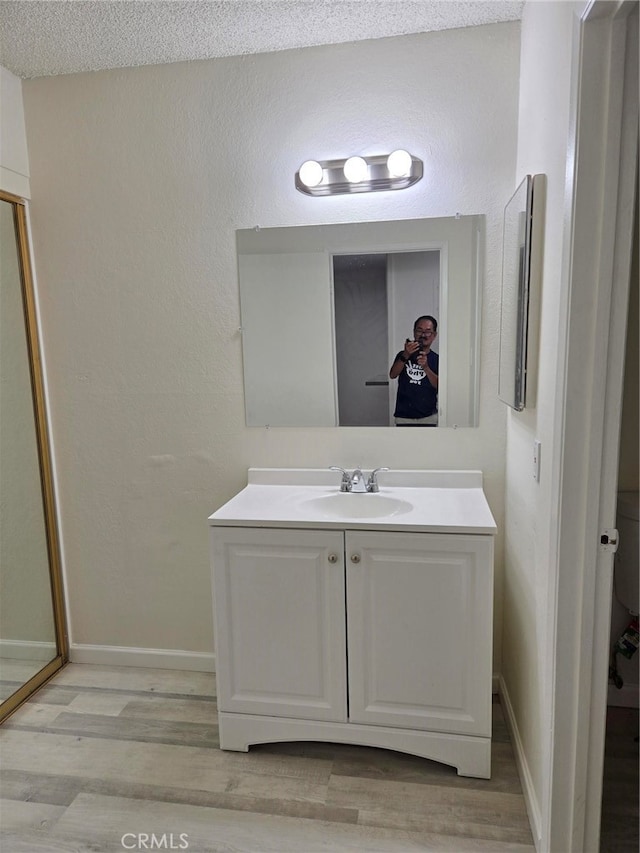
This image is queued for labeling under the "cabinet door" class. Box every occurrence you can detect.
[346,531,493,736]
[212,527,347,721]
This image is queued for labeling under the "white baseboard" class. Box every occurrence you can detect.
[607,682,639,708]
[69,643,215,672]
[498,674,543,851]
[0,639,57,661]
[66,650,498,691]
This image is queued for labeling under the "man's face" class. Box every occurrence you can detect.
[414,321,436,348]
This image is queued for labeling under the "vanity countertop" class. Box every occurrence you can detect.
[209,469,497,535]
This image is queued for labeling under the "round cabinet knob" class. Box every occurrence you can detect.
[328,554,338,563]
[350,554,361,563]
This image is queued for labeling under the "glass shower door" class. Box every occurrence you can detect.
[0,191,67,720]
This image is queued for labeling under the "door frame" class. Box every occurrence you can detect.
[546,2,638,850]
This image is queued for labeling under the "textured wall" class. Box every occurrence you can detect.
[21,24,519,663]
[504,1,580,841]
[0,66,30,197]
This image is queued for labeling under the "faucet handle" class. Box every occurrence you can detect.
[329,466,351,492]
[367,467,390,492]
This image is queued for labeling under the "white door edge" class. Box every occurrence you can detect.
[545,2,638,851]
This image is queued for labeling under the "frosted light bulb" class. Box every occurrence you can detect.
[298,160,323,187]
[343,156,368,183]
[387,149,412,178]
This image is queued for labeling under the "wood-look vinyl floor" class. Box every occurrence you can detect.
[0,663,535,853]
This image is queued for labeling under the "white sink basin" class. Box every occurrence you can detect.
[210,469,498,533]
[303,493,414,519]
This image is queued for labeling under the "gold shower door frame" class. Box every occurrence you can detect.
[0,189,68,722]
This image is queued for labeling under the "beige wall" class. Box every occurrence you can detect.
[0,66,30,197]
[503,0,584,843]
[21,24,520,666]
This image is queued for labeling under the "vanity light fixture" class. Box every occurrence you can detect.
[295,149,423,196]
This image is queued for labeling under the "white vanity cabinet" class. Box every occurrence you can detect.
[211,494,495,779]
[211,527,347,722]
[346,530,493,738]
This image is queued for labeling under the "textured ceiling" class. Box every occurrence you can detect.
[0,0,523,79]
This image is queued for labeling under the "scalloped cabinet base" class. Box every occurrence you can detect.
[217,713,491,779]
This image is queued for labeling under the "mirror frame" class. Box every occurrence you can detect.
[498,174,544,412]
[0,190,68,723]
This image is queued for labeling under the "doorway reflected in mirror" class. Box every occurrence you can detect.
[333,252,439,426]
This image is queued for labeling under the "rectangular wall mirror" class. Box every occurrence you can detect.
[237,215,484,428]
[498,174,543,411]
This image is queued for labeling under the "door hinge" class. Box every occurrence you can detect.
[599,528,619,553]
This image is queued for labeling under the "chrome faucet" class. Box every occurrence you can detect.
[350,468,367,493]
[330,466,389,493]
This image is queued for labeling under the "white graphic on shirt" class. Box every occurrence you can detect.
[406,360,426,385]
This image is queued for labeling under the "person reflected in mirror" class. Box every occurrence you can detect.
[389,315,439,426]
